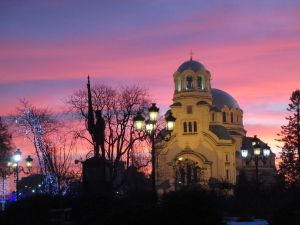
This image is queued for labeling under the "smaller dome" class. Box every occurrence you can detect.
[177,59,206,73]
[212,89,240,109]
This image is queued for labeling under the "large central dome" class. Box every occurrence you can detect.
[211,88,240,109]
[177,59,206,73]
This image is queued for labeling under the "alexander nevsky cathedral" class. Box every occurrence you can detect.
[155,57,276,194]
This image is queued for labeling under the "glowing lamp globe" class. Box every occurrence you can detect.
[7,161,12,167]
[13,149,22,163]
[26,155,33,169]
[145,120,155,133]
[165,112,176,131]
[253,143,261,156]
[133,112,145,132]
[241,149,248,158]
[148,103,159,122]
[263,147,271,157]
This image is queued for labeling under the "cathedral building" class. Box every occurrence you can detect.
[155,58,276,193]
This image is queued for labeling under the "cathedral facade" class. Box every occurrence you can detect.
[155,58,276,193]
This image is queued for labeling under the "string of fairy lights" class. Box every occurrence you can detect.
[16,109,59,195]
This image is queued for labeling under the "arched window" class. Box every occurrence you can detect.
[193,121,197,132]
[222,112,226,123]
[197,76,204,90]
[186,76,193,90]
[183,122,187,132]
[230,112,234,123]
[188,122,192,132]
[212,113,215,122]
[176,77,182,91]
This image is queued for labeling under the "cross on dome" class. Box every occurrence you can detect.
[189,50,194,60]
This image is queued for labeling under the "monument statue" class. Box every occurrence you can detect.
[83,76,108,194]
[95,110,105,159]
[87,76,105,159]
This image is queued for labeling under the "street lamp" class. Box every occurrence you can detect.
[165,112,176,132]
[133,104,176,199]
[253,142,261,156]
[241,149,248,158]
[146,119,155,133]
[25,156,33,170]
[241,135,271,189]
[263,145,271,157]
[148,103,159,122]
[252,140,261,188]
[133,112,145,132]
[7,149,33,201]
[12,149,21,163]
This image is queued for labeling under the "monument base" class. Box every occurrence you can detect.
[82,156,110,195]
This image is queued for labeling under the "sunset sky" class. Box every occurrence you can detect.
[1,0,300,156]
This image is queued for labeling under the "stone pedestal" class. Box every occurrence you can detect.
[82,157,108,195]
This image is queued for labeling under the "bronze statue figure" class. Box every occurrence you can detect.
[87,76,105,159]
[95,109,105,159]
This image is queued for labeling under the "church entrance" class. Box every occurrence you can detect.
[174,158,205,190]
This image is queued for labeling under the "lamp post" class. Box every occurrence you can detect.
[241,135,271,190]
[133,104,176,199]
[7,149,33,201]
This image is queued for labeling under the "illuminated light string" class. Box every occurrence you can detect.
[16,109,59,195]
[0,176,8,209]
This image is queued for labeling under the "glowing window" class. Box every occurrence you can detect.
[197,76,204,90]
[186,76,193,90]
[176,77,182,91]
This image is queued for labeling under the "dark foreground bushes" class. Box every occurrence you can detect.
[0,190,224,225]
[2,186,300,225]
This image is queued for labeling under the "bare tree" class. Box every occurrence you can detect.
[13,99,59,137]
[44,137,79,193]
[66,83,151,187]
[12,99,77,194]
[0,116,13,164]
[0,117,13,206]
[11,99,59,173]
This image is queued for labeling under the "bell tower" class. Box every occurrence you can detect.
[173,57,212,105]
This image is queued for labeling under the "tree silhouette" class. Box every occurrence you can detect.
[66,83,151,189]
[12,99,77,194]
[0,117,13,202]
[0,116,12,164]
[278,89,300,185]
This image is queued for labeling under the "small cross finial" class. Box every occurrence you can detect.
[189,50,193,60]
